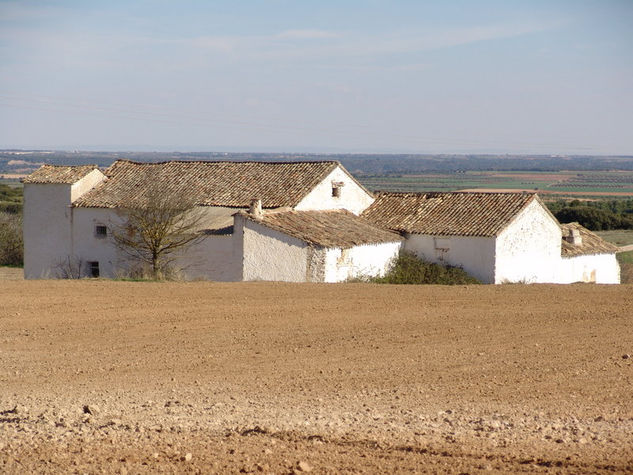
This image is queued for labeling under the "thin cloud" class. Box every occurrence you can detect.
[276,29,341,40]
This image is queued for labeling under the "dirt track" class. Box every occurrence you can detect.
[1,281,632,473]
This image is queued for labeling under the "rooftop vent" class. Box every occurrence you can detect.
[564,228,582,246]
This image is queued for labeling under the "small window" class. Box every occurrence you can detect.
[88,261,100,278]
[95,225,107,238]
[332,181,345,198]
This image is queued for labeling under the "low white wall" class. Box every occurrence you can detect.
[295,166,374,215]
[495,200,562,283]
[404,234,496,283]
[558,254,620,284]
[323,242,402,282]
[178,235,239,281]
[240,217,310,282]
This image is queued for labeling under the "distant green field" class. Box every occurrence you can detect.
[0,179,22,188]
[595,230,633,247]
[359,170,633,197]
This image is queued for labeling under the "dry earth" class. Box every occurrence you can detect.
[1,281,632,474]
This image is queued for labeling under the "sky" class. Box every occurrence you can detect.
[0,0,632,154]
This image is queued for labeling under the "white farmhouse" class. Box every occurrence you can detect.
[362,191,620,284]
[22,160,620,284]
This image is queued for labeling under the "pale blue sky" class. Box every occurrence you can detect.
[0,0,631,153]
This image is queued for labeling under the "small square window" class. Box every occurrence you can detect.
[95,225,107,238]
[88,261,100,278]
[331,181,345,198]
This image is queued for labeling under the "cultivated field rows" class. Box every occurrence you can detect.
[1,281,632,473]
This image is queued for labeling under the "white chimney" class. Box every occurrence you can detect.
[249,199,262,219]
[566,228,582,246]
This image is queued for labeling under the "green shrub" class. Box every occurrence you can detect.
[554,206,633,230]
[0,211,23,267]
[369,252,480,285]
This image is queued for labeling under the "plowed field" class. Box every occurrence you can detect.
[1,281,632,473]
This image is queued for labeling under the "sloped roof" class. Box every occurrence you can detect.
[560,222,619,257]
[239,209,404,249]
[22,165,99,184]
[73,160,341,208]
[362,191,537,237]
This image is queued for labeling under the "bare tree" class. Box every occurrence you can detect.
[110,186,205,280]
[53,255,84,279]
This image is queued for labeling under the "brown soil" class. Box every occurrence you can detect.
[1,281,632,474]
[0,267,22,280]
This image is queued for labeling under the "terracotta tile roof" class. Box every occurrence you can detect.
[73,160,340,208]
[362,191,537,237]
[239,210,404,249]
[560,222,619,257]
[22,165,99,184]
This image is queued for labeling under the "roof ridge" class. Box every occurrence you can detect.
[39,163,98,168]
[109,159,341,166]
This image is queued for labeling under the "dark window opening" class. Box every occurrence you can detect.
[88,261,100,278]
[331,181,344,198]
[95,225,107,238]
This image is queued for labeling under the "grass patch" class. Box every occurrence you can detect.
[617,251,633,284]
[367,252,480,285]
[596,230,633,247]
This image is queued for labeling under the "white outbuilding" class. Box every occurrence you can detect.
[362,191,620,284]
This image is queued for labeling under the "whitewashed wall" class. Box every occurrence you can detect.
[23,183,74,278]
[404,234,496,283]
[71,207,121,278]
[495,200,562,283]
[71,206,242,281]
[238,216,311,282]
[295,166,374,215]
[558,254,620,284]
[177,235,239,281]
[323,242,402,282]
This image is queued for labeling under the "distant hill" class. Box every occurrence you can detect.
[2,150,633,177]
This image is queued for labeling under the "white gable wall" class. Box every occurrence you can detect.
[70,169,106,202]
[404,234,496,283]
[323,241,402,283]
[558,254,620,284]
[295,166,374,215]
[494,200,561,283]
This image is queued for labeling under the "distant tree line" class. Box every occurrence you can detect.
[3,151,633,175]
[547,199,633,230]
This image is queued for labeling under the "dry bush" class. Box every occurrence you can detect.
[0,212,23,267]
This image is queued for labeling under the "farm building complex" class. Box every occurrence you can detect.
[22,160,620,284]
